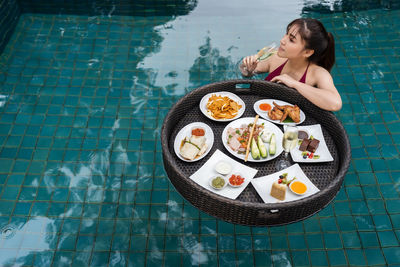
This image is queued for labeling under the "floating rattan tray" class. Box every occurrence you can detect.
[161,80,350,226]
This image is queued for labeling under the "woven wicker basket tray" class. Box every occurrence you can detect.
[161,80,351,226]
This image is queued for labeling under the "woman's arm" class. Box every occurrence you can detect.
[271,68,342,111]
[241,54,276,75]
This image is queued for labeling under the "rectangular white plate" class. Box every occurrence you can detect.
[290,124,334,163]
[189,149,258,199]
[251,164,320,203]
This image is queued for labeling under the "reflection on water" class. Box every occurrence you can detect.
[1,217,56,266]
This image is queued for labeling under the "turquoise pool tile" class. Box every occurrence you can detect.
[333,201,351,215]
[163,252,181,267]
[288,234,306,250]
[320,217,339,232]
[342,232,361,249]
[370,159,388,172]
[303,217,322,233]
[270,235,288,250]
[359,232,380,248]
[345,186,364,200]
[357,173,377,185]
[6,174,24,186]
[372,214,393,230]
[355,215,374,230]
[1,186,19,200]
[380,184,399,199]
[351,201,370,215]
[48,202,66,216]
[344,173,360,186]
[367,200,387,214]
[291,250,310,267]
[365,248,386,265]
[386,199,400,213]
[90,252,109,267]
[52,188,69,202]
[252,235,270,250]
[346,249,367,266]
[30,202,49,216]
[324,233,343,249]
[327,249,348,266]
[383,247,400,265]
[13,202,31,215]
[377,230,399,247]
[309,250,328,266]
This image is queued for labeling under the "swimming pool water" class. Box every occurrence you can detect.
[0,2,400,267]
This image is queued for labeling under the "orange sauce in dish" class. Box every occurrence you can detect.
[290,181,307,194]
[259,103,272,111]
[192,128,205,136]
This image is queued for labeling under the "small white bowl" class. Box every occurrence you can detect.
[227,173,245,188]
[215,161,232,175]
[289,180,308,195]
[209,176,227,190]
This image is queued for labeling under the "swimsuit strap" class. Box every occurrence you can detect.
[299,61,310,83]
[265,60,310,84]
[264,60,288,81]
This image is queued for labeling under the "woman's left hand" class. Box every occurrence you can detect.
[270,74,297,88]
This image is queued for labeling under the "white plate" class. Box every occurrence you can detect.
[290,124,334,163]
[253,99,305,126]
[189,149,258,199]
[251,164,320,203]
[200,91,245,122]
[221,117,284,162]
[173,122,214,162]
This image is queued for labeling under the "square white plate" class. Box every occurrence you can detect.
[189,149,258,199]
[251,164,319,203]
[290,124,334,163]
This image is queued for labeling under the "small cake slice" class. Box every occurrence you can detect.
[270,181,286,201]
[307,138,320,153]
[299,138,310,151]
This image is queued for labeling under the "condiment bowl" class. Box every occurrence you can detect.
[209,175,227,190]
[228,173,245,188]
[215,161,232,175]
[289,180,308,195]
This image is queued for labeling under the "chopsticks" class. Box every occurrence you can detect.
[245,115,259,162]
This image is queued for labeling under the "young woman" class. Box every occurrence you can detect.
[241,18,342,111]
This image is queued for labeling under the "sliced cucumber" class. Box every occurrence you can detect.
[269,133,276,156]
[251,137,260,160]
[257,135,268,158]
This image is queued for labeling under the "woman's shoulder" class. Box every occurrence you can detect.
[308,63,332,79]
[309,63,330,75]
[307,63,334,86]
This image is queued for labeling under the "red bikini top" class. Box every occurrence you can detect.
[265,60,309,83]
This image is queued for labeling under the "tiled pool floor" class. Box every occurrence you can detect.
[0,7,400,267]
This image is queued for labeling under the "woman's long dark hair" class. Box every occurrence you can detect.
[287,18,335,72]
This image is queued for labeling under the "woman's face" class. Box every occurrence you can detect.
[278,25,308,59]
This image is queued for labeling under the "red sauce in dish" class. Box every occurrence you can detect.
[259,103,272,111]
[229,174,245,186]
[192,128,205,136]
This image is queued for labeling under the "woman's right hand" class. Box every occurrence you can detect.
[242,55,258,73]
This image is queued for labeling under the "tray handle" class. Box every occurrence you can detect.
[233,80,253,94]
[257,209,281,220]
